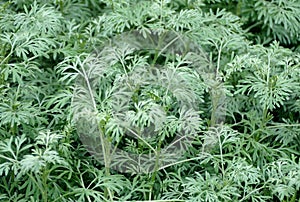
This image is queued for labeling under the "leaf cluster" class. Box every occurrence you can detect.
[0,0,299,201]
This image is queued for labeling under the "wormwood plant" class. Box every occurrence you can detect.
[0,0,299,201]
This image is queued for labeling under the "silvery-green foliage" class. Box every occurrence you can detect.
[0,0,299,201]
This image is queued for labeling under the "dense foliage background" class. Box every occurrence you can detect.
[0,0,299,201]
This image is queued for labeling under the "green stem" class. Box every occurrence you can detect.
[127,128,157,154]
[216,42,223,79]
[58,0,64,13]
[27,173,47,202]
[151,32,166,67]
[261,54,271,128]
[0,37,16,66]
[42,170,49,202]
[267,124,300,128]
[0,50,13,66]
[148,135,164,200]
[109,0,114,11]
[158,156,206,171]
[218,133,225,178]
[80,58,113,200]
[236,0,242,16]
